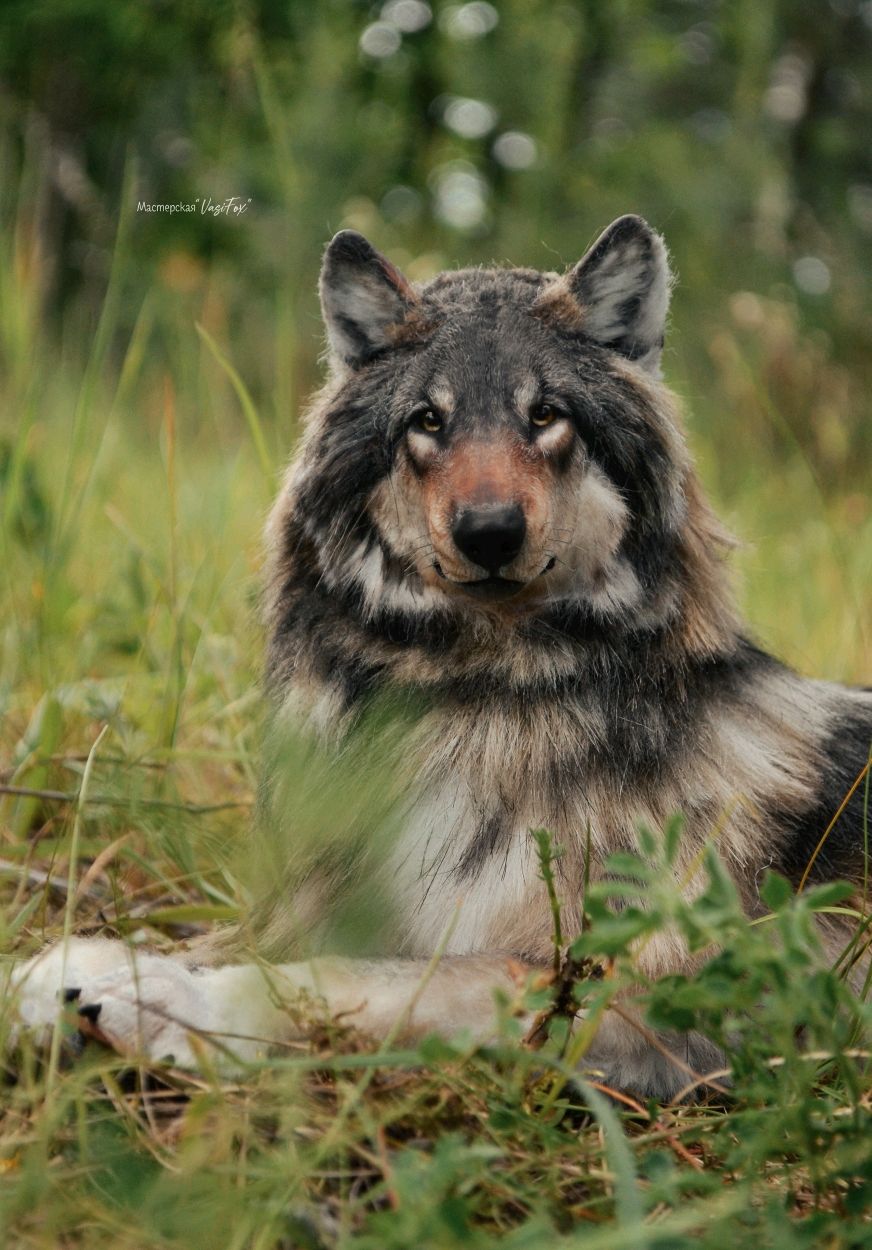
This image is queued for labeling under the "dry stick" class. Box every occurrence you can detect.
[0,783,249,814]
[668,1047,872,1105]
[0,756,163,784]
[798,758,871,893]
[585,1082,705,1171]
[51,754,168,767]
[76,833,131,899]
[0,857,104,901]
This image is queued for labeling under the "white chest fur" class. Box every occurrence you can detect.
[386,774,546,956]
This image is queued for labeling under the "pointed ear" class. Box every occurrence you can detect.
[567,215,672,374]
[319,230,419,368]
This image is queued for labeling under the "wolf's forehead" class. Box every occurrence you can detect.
[398,269,577,413]
[417,318,544,415]
[415,293,551,378]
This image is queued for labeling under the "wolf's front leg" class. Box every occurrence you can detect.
[72,955,534,1066]
[10,945,534,1070]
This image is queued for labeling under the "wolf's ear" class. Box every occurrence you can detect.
[566,215,672,374]
[319,230,418,369]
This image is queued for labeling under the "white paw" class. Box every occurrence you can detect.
[8,938,247,1072]
[73,963,219,1069]
[8,937,132,1046]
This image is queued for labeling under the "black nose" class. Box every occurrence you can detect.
[451,504,527,574]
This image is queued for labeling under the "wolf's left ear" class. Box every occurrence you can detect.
[319,230,419,369]
[566,215,672,375]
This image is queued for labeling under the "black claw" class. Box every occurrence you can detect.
[78,1003,102,1024]
[63,987,82,1003]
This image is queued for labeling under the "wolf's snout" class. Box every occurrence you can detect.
[451,504,526,573]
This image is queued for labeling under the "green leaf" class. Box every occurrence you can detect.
[664,811,685,866]
[759,870,793,910]
[417,1034,465,1064]
[137,903,239,926]
[801,880,854,909]
[571,907,655,957]
[602,852,651,879]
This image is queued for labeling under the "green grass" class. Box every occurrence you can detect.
[1,201,871,1248]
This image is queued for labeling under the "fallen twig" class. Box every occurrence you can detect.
[0,857,104,900]
[0,784,250,814]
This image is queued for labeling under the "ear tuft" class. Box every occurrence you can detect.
[319,230,418,369]
[567,215,672,374]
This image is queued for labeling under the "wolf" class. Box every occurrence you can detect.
[11,215,872,1098]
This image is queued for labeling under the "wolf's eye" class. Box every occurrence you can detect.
[412,409,443,435]
[531,404,558,428]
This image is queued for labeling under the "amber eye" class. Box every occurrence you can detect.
[413,409,443,435]
[531,404,559,428]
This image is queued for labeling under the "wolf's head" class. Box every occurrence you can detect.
[269,217,736,696]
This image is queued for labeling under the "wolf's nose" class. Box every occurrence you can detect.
[452,504,527,573]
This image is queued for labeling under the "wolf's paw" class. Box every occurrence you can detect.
[8,939,241,1071]
[8,937,134,1047]
[72,961,220,1069]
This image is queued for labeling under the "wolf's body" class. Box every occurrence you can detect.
[12,216,872,1098]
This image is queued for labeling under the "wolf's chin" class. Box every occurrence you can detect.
[432,558,556,604]
[455,576,527,603]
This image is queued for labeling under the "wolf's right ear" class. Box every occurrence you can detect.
[319,231,419,369]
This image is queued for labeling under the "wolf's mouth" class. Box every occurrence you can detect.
[433,558,555,602]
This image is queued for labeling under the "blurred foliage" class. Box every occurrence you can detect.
[2,0,872,477]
